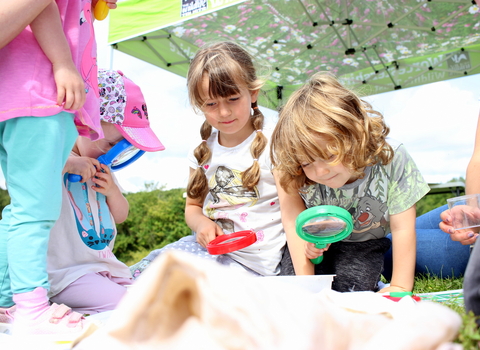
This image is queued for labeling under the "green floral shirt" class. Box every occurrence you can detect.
[299,140,430,242]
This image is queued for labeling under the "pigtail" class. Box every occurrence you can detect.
[242,101,267,190]
[186,121,213,200]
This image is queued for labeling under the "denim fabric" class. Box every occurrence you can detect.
[383,204,471,280]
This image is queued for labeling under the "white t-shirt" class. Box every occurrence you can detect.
[187,124,286,276]
[47,155,132,298]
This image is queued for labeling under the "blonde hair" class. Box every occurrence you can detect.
[270,72,393,193]
[186,41,268,200]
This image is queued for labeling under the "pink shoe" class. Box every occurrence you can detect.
[0,305,15,324]
[13,303,89,338]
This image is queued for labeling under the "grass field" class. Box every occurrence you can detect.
[413,274,480,349]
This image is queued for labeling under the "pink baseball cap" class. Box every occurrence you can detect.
[98,69,165,152]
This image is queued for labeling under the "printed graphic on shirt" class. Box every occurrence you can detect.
[80,1,98,99]
[302,186,388,241]
[205,165,259,233]
[300,143,429,242]
[66,181,115,250]
[352,195,388,239]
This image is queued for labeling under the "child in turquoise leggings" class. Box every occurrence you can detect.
[0,0,118,338]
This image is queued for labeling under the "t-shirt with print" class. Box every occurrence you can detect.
[47,153,132,298]
[187,123,286,276]
[299,139,430,242]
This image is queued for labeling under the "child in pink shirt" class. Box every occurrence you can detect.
[0,0,117,338]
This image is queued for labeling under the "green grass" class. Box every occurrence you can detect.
[412,274,480,349]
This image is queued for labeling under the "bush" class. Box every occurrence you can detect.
[415,177,465,216]
[114,187,191,263]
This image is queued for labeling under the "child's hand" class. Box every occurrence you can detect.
[104,0,118,9]
[91,164,119,196]
[53,61,86,110]
[195,220,225,248]
[91,0,118,12]
[378,285,411,294]
[305,242,330,260]
[65,156,100,183]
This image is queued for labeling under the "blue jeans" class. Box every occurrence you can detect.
[383,204,471,280]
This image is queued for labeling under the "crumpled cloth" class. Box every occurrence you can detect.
[72,251,462,350]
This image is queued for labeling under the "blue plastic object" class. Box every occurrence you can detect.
[67,139,145,182]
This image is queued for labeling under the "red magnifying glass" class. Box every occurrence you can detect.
[206,230,257,255]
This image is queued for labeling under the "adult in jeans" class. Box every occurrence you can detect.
[383,205,471,281]
[440,109,480,325]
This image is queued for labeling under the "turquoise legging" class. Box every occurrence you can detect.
[0,113,78,307]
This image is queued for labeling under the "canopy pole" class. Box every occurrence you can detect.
[109,45,114,70]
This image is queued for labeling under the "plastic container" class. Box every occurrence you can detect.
[447,193,480,230]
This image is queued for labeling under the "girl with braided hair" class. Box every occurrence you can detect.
[129,41,287,277]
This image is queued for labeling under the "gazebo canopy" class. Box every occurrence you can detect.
[108,0,480,109]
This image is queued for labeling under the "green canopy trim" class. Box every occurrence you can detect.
[109,0,246,43]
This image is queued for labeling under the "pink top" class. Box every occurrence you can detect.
[0,0,103,140]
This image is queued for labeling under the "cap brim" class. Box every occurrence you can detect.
[116,125,165,152]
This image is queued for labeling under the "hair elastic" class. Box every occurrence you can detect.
[253,158,258,161]
[252,106,259,110]
[255,130,262,133]
[201,140,207,142]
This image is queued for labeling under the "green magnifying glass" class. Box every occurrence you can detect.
[295,205,353,264]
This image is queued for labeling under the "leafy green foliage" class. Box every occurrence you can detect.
[457,311,480,350]
[413,273,464,293]
[0,188,10,219]
[413,274,479,349]
[113,187,191,263]
[415,177,465,216]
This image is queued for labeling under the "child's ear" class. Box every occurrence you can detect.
[251,89,260,103]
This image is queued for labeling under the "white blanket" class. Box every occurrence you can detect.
[72,251,462,350]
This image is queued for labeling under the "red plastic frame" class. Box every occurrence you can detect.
[206,230,257,255]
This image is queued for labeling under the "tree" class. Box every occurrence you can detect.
[0,188,9,218]
[114,188,191,263]
[415,177,465,216]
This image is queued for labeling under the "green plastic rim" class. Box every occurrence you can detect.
[295,205,353,245]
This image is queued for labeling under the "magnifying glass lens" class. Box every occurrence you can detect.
[302,216,347,236]
[218,237,242,245]
[111,146,142,167]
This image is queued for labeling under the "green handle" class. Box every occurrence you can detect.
[311,242,326,264]
[390,291,412,297]
[311,255,324,264]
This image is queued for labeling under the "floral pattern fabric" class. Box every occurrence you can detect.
[110,0,480,108]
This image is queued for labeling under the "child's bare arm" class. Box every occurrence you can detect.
[380,205,417,293]
[184,168,224,247]
[29,2,85,110]
[93,164,129,224]
[185,196,224,248]
[0,0,52,49]
[274,170,314,275]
